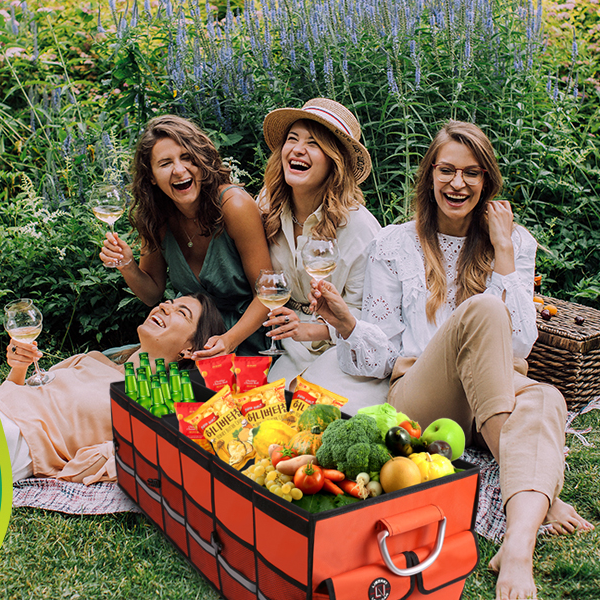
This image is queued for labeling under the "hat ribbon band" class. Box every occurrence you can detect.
[303,106,353,137]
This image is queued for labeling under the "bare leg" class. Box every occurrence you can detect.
[489,491,548,600]
[481,414,594,599]
[481,414,543,598]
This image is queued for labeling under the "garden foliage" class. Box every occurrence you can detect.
[0,0,599,352]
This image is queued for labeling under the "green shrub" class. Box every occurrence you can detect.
[1,0,599,354]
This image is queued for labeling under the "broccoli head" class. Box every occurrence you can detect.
[315,414,388,480]
[369,443,392,473]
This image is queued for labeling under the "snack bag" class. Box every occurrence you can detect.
[196,354,235,391]
[234,378,288,428]
[288,376,349,429]
[176,385,236,453]
[233,355,272,394]
[203,406,255,470]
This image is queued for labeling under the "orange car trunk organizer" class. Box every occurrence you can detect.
[111,374,480,600]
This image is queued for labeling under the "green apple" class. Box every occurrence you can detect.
[421,418,465,460]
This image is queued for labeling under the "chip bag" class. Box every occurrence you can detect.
[196,354,235,391]
[233,355,272,394]
[203,405,255,470]
[234,378,288,428]
[176,385,236,453]
[288,376,349,429]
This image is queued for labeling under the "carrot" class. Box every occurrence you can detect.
[321,469,345,482]
[322,478,344,496]
[338,478,368,499]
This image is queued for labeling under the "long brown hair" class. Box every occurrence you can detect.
[130,115,232,253]
[262,120,364,243]
[414,120,503,323]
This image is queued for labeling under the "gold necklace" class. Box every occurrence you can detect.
[183,218,200,248]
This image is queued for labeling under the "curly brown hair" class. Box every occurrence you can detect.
[130,115,232,253]
[261,119,364,244]
[413,120,503,323]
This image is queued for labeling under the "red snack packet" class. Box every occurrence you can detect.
[233,355,272,394]
[196,353,235,391]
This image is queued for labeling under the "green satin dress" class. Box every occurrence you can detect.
[161,214,268,356]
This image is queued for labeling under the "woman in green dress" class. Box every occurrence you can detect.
[100,115,271,356]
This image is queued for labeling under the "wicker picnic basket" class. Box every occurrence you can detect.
[526,295,600,411]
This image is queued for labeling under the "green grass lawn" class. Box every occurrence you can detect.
[0,361,598,599]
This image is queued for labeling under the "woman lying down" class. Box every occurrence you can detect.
[1,293,225,485]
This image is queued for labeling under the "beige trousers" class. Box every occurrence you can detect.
[388,294,566,507]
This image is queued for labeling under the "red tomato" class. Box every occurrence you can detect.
[399,420,421,438]
[293,461,325,495]
[271,447,298,468]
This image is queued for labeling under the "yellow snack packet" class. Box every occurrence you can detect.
[234,378,288,428]
[203,405,255,470]
[288,376,349,429]
[176,385,236,453]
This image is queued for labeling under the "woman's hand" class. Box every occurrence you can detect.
[263,307,302,341]
[310,280,356,339]
[191,334,235,360]
[486,200,515,276]
[100,232,135,270]
[6,340,42,385]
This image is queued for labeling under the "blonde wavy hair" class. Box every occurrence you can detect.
[414,120,503,323]
[262,119,364,243]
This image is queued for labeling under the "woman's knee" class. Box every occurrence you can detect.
[456,294,511,328]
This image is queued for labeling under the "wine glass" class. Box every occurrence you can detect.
[255,270,291,356]
[91,182,131,268]
[301,234,339,321]
[4,298,55,387]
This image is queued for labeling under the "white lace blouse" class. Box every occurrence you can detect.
[337,221,539,379]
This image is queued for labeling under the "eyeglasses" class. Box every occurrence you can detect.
[432,164,486,186]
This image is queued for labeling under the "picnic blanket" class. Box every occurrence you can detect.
[13,399,599,542]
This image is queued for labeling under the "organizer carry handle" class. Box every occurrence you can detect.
[376,504,446,577]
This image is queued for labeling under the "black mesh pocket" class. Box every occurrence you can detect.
[257,556,307,600]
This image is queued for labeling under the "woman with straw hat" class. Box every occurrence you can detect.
[257,98,387,413]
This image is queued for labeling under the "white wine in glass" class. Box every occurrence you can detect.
[4,298,55,387]
[301,234,339,321]
[91,182,131,268]
[255,270,291,356]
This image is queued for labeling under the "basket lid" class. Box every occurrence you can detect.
[535,295,600,353]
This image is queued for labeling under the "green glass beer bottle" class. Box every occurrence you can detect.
[140,352,152,381]
[150,379,169,418]
[160,372,174,413]
[125,369,138,401]
[181,370,195,402]
[155,358,166,375]
[169,363,182,403]
[136,370,152,410]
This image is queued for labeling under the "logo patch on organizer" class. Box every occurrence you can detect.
[368,577,391,600]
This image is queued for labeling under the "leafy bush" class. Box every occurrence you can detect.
[0,171,147,352]
[1,0,599,354]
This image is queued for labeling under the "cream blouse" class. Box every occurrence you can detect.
[337,220,539,379]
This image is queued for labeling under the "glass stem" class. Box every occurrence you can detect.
[269,326,278,351]
[33,358,44,379]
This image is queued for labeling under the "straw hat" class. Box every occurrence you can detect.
[262,98,372,184]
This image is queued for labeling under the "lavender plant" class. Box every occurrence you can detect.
[1,0,599,354]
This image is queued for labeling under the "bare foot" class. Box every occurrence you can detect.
[543,498,595,535]
[489,543,537,600]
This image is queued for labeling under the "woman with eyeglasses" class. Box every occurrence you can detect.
[310,120,593,600]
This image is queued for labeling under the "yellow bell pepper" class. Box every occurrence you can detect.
[409,452,454,482]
